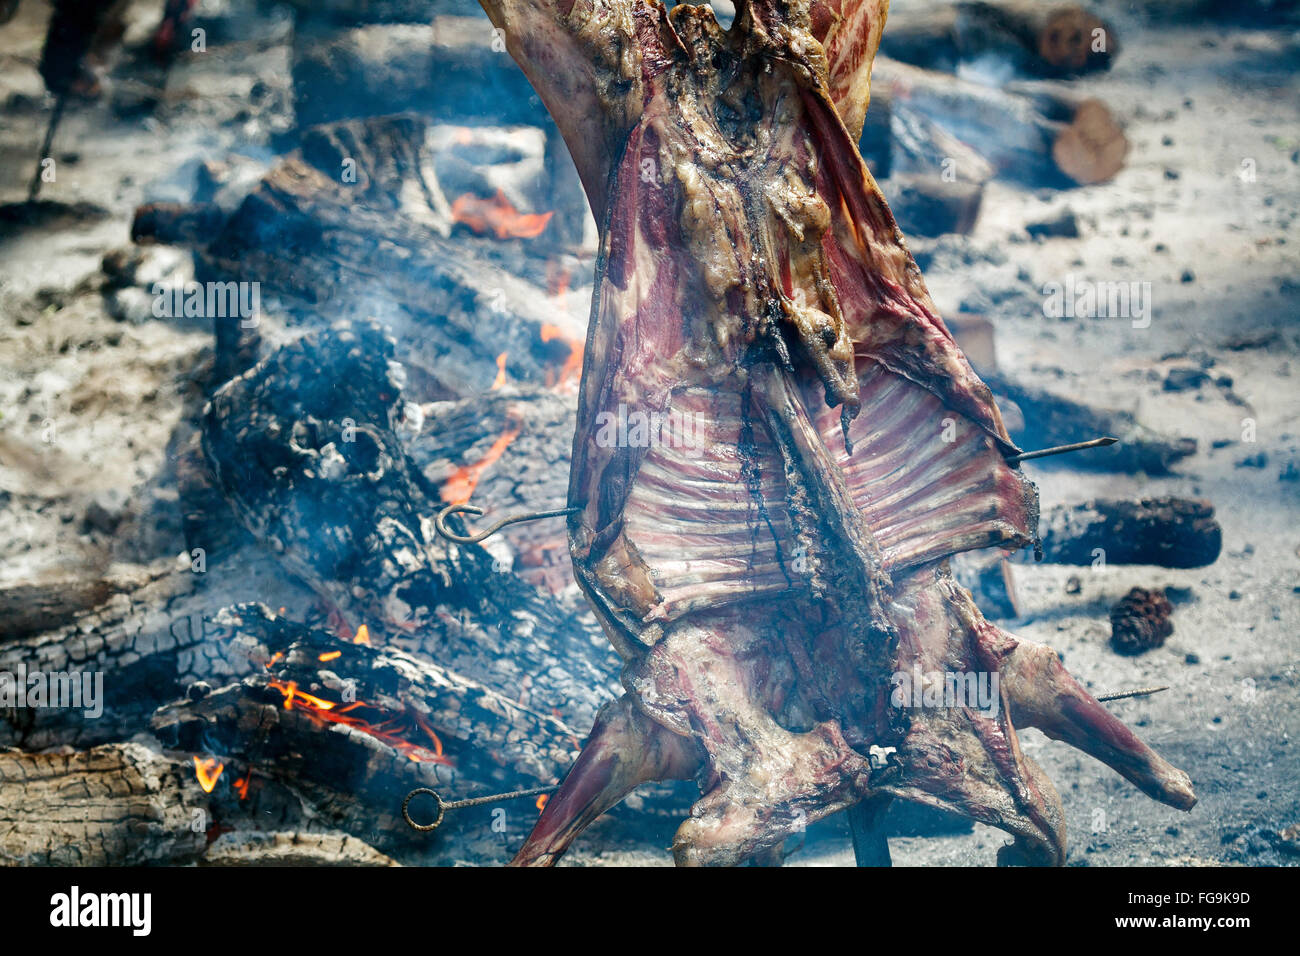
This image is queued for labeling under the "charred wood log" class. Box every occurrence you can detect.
[0,553,315,751]
[152,604,583,790]
[290,17,588,243]
[880,2,1119,78]
[200,320,617,730]
[292,19,543,130]
[1038,497,1222,568]
[0,563,163,641]
[135,116,589,396]
[860,87,997,189]
[407,385,577,593]
[0,744,207,865]
[871,58,1128,187]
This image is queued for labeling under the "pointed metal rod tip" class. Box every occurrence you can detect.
[1096,685,1169,703]
[434,503,580,545]
[1006,436,1118,465]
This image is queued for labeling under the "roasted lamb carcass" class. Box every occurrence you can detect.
[473,0,1195,865]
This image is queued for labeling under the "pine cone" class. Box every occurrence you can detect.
[1110,587,1174,655]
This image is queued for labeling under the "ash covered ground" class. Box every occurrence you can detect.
[0,0,1297,866]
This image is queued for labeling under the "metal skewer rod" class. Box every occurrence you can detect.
[1096,685,1169,703]
[1006,436,1117,465]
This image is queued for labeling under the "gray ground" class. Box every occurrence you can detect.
[1,0,1296,866]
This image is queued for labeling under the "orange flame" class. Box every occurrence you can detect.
[233,776,250,800]
[353,623,371,646]
[269,678,450,765]
[271,679,337,711]
[451,190,552,240]
[536,794,549,812]
[540,324,583,390]
[491,351,508,390]
[546,259,572,298]
[440,417,522,506]
[318,650,342,662]
[193,756,224,793]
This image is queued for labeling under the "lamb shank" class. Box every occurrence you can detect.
[472,0,1195,865]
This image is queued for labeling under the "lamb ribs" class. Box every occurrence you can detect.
[477,0,1194,865]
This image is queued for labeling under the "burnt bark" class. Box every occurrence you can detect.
[1038,497,1222,568]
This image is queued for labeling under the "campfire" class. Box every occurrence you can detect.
[13,0,1288,876]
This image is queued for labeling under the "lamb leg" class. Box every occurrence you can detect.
[511,695,698,866]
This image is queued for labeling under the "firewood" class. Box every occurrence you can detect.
[0,744,206,865]
[134,116,589,397]
[1038,497,1222,568]
[871,58,1128,186]
[0,563,165,640]
[291,18,589,242]
[200,320,618,730]
[884,94,997,184]
[881,2,1119,77]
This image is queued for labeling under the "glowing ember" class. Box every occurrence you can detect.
[318,650,342,662]
[353,624,370,646]
[491,351,509,390]
[440,417,523,506]
[536,794,549,812]
[540,324,584,390]
[193,756,224,793]
[451,189,553,240]
[233,776,250,801]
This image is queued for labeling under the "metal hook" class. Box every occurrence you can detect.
[434,503,580,545]
[1006,436,1118,465]
[403,784,559,832]
[402,788,447,832]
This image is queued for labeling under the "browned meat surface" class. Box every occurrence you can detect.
[473,0,1196,865]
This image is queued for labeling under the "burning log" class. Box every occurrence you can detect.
[0,744,207,865]
[1038,497,1223,568]
[134,113,590,396]
[985,372,1198,474]
[880,2,1120,78]
[200,320,618,730]
[153,604,584,789]
[290,17,589,243]
[871,58,1128,187]
[407,386,577,592]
